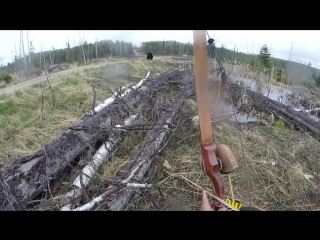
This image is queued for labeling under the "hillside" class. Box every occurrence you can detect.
[140,40,320,87]
[2,39,319,88]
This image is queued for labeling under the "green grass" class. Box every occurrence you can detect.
[0,99,18,115]
[275,119,292,133]
[19,110,33,123]
[61,76,78,86]
[1,60,159,165]
[32,83,41,88]
[92,70,112,82]
[52,86,60,92]
[14,90,23,97]
[0,117,12,129]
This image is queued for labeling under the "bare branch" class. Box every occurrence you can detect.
[141,188,161,210]
[43,146,53,198]
[91,82,97,113]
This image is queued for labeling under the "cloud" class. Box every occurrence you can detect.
[1,30,320,67]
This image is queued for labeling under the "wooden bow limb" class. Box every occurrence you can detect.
[193,30,225,209]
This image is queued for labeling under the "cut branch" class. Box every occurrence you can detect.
[91,82,97,113]
[0,69,187,211]
[61,114,137,210]
[73,92,190,211]
[0,78,152,210]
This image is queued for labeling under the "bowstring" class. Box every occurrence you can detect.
[206,31,253,210]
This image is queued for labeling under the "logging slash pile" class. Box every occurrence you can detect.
[1,66,320,211]
[0,68,196,211]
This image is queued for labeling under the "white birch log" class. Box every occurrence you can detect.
[72,183,153,211]
[72,94,187,211]
[61,114,137,211]
[71,116,173,211]
[294,107,320,114]
[94,72,150,113]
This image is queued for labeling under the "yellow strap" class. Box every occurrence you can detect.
[224,199,243,210]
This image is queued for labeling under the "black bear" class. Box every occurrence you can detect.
[146,52,153,60]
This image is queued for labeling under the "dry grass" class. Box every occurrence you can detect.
[100,131,147,181]
[0,72,93,168]
[45,64,320,211]
[126,96,320,211]
[2,57,320,211]
[123,59,169,79]
[217,62,290,89]
[33,87,320,211]
[0,73,25,89]
[0,60,165,170]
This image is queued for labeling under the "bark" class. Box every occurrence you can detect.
[94,72,150,113]
[226,80,320,137]
[0,69,191,211]
[73,92,190,211]
[60,114,138,210]
[0,80,152,210]
[107,93,189,211]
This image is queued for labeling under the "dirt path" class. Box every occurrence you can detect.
[0,60,130,97]
[133,48,144,57]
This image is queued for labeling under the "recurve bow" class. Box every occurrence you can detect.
[193,30,239,211]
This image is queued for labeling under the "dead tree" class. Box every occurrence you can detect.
[21,31,27,71]
[105,93,189,211]
[71,71,194,211]
[26,30,31,64]
[0,69,187,211]
[0,83,152,210]
[226,80,320,137]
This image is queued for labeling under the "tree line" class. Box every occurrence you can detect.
[0,38,135,74]
[141,40,320,87]
[140,40,259,63]
[1,37,319,87]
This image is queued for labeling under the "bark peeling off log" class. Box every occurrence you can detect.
[104,93,190,211]
[0,122,109,210]
[61,115,138,210]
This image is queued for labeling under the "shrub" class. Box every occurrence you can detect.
[275,68,288,84]
[0,72,12,84]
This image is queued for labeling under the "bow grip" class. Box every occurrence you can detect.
[201,142,225,201]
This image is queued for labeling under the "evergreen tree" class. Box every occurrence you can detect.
[259,44,271,69]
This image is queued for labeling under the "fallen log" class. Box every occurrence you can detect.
[0,73,157,211]
[60,114,138,211]
[294,107,320,116]
[0,69,191,210]
[0,111,138,211]
[226,80,320,137]
[73,91,190,211]
[93,72,150,113]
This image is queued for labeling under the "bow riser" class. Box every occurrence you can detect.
[201,142,225,203]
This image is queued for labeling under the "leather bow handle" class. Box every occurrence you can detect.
[201,142,225,209]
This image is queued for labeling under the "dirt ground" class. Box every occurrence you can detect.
[0,60,129,96]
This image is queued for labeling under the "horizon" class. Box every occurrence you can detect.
[1,30,320,68]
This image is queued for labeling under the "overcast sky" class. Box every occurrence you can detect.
[1,30,320,67]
